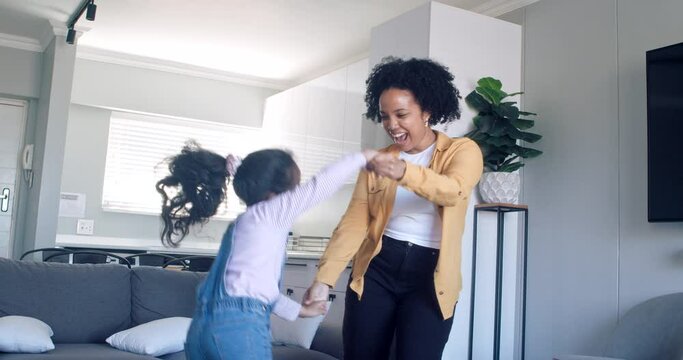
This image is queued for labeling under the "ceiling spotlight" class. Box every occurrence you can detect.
[66,0,99,44]
[66,28,76,44]
[86,1,97,21]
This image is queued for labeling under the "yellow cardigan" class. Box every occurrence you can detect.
[315,131,483,319]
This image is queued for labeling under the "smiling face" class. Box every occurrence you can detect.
[379,87,436,154]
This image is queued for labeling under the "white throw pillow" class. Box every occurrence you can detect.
[271,301,331,349]
[106,317,192,357]
[0,316,55,353]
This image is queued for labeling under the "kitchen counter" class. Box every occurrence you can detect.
[55,234,324,259]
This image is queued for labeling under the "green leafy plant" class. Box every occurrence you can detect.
[465,77,543,172]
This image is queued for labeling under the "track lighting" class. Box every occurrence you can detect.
[66,28,76,44]
[66,0,98,44]
[86,1,97,21]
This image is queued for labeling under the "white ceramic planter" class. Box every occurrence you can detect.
[478,171,520,204]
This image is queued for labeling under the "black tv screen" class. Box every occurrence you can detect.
[647,42,683,222]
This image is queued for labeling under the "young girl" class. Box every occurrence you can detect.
[156,142,376,360]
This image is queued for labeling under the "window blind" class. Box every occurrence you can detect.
[102,111,359,220]
[102,112,266,219]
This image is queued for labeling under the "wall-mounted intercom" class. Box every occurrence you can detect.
[22,144,34,188]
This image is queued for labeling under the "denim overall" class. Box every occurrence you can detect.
[185,220,274,360]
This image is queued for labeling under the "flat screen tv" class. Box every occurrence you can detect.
[647,42,683,222]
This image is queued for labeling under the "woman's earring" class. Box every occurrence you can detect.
[424,121,429,128]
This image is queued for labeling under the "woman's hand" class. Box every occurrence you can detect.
[362,149,379,162]
[299,300,327,318]
[303,281,330,305]
[368,153,407,180]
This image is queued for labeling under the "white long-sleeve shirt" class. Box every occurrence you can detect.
[223,153,367,321]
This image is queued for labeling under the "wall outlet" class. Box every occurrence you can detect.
[76,219,94,235]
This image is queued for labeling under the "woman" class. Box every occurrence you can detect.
[303,57,483,359]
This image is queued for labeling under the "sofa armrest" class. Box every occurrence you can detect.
[553,355,625,360]
[310,322,343,359]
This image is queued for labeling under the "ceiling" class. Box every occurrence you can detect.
[0,0,524,87]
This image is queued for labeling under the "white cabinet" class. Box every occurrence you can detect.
[262,58,370,181]
[344,59,367,147]
[263,84,309,136]
[282,258,351,292]
[281,258,351,327]
[307,69,347,140]
[262,93,286,133]
[282,259,316,288]
[288,85,310,136]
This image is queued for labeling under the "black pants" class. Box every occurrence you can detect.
[343,236,454,360]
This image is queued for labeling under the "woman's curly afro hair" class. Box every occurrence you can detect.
[364,57,461,125]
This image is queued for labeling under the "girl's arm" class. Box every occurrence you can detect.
[272,294,301,321]
[253,152,369,228]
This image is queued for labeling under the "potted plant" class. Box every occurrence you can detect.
[465,77,542,204]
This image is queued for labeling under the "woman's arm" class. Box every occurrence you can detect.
[400,139,483,206]
[371,138,483,207]
[313,170,371,288]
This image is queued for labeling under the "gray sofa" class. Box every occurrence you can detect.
[0,258,342,359]
[553,292,683,360]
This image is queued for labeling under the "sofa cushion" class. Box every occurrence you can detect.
[0,259,131,343]
[0,343,157,359]
[106,317,191,357]
[605,292,683,359]
[131,267,206,325]
[271,302,329,349]
[0,315,55,353]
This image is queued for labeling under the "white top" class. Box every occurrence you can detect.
[383,143,442,249]
[223,153,366,321]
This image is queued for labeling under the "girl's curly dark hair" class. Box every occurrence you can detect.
[364,57,461,125]
[156,141,229,247]
[156,141,298,247]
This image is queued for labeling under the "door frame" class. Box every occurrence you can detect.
[0,97,28,259]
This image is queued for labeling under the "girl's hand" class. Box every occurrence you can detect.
[368,152,407,180]
[299,300,327,318]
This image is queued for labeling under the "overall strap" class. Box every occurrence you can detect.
[196,219,238,305]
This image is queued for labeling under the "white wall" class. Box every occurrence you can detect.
[370,3,523,359]
[0,46,42,99]
[616,0,683,317]
[71,58,275,127]
[520,0,683,358]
